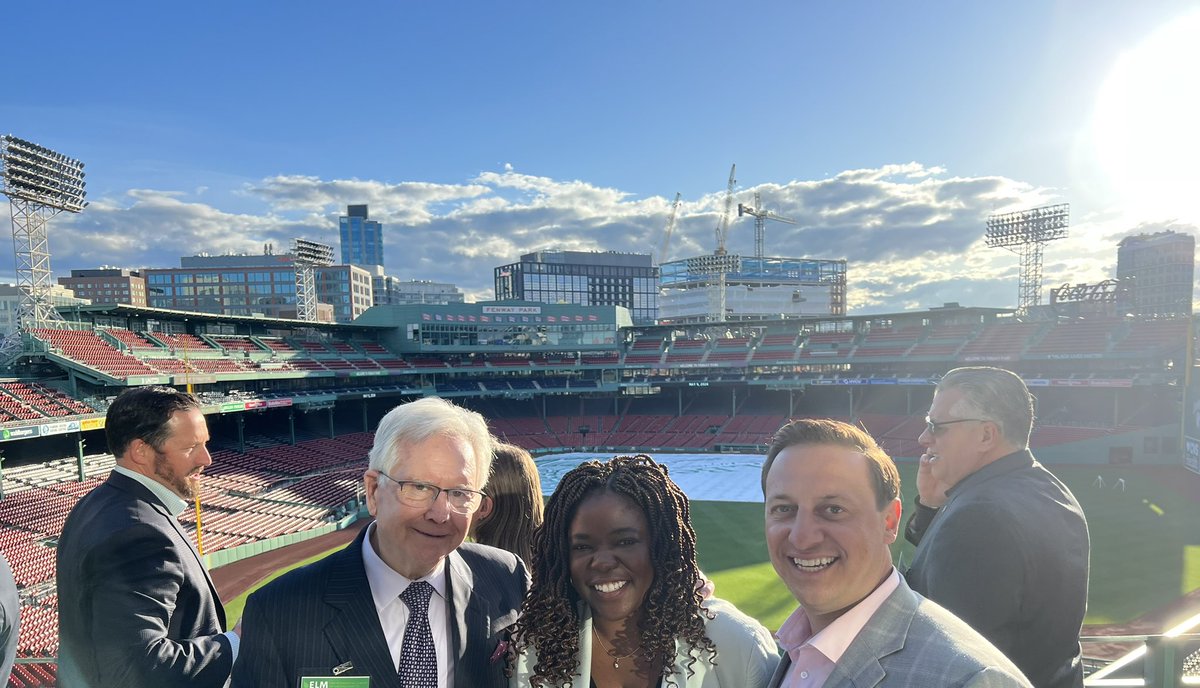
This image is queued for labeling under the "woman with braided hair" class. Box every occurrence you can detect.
[508,454,778,687]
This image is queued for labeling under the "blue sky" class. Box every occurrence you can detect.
[2,1,1198,312]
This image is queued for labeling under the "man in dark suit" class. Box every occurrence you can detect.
[57,386,236,688]
[906,367,1089,688]
[232,397,529,688]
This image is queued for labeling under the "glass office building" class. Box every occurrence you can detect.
[339,204,384,268]
[493,250,659,326]
[145,253,373,322]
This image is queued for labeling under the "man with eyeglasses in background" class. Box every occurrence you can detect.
[233,397,528,687]
[905,366,1089,688]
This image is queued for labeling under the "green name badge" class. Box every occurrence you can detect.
[298,678,369,688]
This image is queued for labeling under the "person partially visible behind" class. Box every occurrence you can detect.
[905,367,1090,688]
[509,454,778,688]
[56,386,236,688]
[471,441,544,567]
[763,418,1030,688]
[1,552,19,683]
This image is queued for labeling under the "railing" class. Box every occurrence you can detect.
[1082,612,1200,686]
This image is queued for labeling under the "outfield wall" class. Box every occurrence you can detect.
[1033,424,1181,465]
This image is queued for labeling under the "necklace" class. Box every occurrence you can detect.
[592,632,645,670]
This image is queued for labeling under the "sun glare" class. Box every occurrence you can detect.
[1092,12,1200,224]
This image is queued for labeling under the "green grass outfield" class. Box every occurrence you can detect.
[697,463,1200,629]
[228,463,1200,629]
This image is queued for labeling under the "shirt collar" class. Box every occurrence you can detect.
[113,464,189,516]
[777,567,901,664]
[362,521,447,613]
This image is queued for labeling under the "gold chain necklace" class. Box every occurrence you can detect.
[592,631,645,670]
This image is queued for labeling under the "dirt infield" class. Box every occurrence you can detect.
[211,519,369,600]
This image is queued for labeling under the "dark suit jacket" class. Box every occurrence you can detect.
[231,526,528,688]
[905,449,1089,688]
[767,578,1031,688]
[56,471,232,688]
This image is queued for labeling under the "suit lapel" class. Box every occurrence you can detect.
[825,582,916,688]
[447,550,473,666]
[107,472,227,628]
[323,531,397,681]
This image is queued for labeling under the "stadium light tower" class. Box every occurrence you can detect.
[985,203,1069,314]
[291,238,333,322]
[0,135,87,341]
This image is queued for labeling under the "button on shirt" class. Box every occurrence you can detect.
[775,568,901,688]
[362,522,453,688]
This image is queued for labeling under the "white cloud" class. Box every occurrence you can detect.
[37,163,1175,313]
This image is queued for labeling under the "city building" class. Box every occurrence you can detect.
[493,250,659,325]
[144,251,374,322]
[57,268,147,306]
[0,283,90,336]
[354,301,629,353]
[368,268,465,306]
[1116,230,1195,316]
[339,204,384,268]
[658,255,847,324]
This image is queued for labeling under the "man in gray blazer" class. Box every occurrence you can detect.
[762,418,1030,688]
[232,397,528,688]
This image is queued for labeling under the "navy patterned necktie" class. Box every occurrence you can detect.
[398,581,437,688]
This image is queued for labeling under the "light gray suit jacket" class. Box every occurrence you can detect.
[767,578,1031,688]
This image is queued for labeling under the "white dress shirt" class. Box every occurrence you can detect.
[362,521,453,688]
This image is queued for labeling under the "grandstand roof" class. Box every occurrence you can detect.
[60,303,389,332]
[626,303,1016,335]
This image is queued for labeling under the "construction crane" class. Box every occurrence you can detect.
[657,192,682,264]
[703,164,738,323]
[738,191,797,258]
[714,164,737,255]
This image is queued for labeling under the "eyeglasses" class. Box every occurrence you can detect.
[376,471,487,514]
[924,417,989,436]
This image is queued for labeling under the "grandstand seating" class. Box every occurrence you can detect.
[1111,318,1189,355]
[749,333,799,364]
[153,332,216,351]
[705,337,752,365]
[907,323,977,357]
[580,352,619,365]
[0,383,96,419]
[663,338,707,365]
[358,341,395,356]
[210,335,266,353]
[800,331,856,357]
[102,328,160,350]
[852,326,921,358]
[957,321,1044,360]
[30,328,159,379]
[1025,319,1121,356]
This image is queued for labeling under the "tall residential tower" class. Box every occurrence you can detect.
[339,204,383,268]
